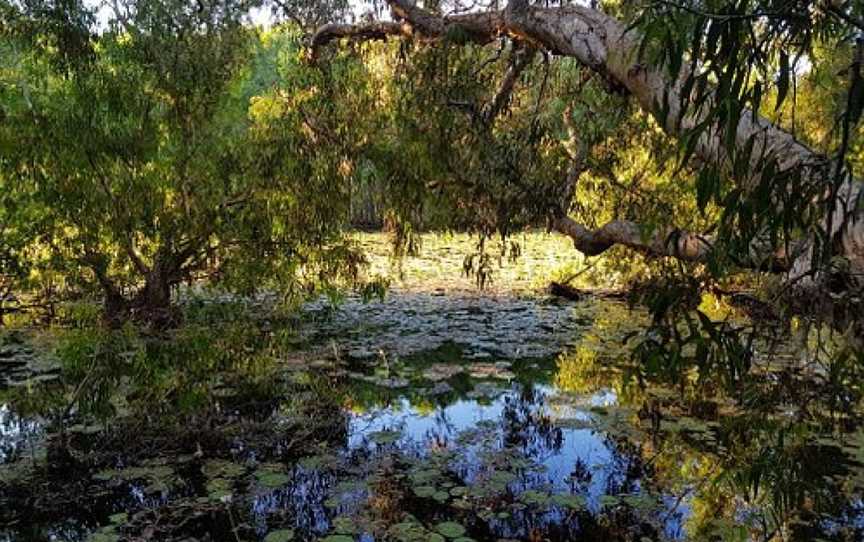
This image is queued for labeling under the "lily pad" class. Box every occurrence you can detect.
[551,494,586,510]
[255,464,289,489]
[206,477,233,501]
[369,430,401,445]
[413,485,436,498]
[435,521,466,538]
[422,364,465,381]
[202,459,245,480]
[519,490,551,507]
[332,516,356,534]
[263,529,295,542]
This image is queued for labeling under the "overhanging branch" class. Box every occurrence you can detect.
[311,21,412,53]
[312,0,864,282]
[311,1,503,56]
[551,216,713,261]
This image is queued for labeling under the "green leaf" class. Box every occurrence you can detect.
[264,530,295,542]
[776,51,790,111]
[435,521,467,538]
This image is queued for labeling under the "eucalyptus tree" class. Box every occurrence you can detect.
[0,0,367,325]
[311,0,864,322]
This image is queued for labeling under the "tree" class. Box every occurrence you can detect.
[0,0,368,325]
[311,0,864,322]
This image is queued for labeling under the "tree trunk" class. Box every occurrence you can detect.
[313,0,864,291]
[134,270,174,324]
[96,260,177,328]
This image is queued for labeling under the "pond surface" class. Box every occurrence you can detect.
[1,233,864,541]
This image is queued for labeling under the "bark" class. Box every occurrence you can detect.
[88,251,180,328]
[552,216,712,261]
[313,0,864,288]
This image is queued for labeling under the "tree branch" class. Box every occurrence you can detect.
[313,0,864,282]
[311,21,412,53]
[551,216,714,261]
[311,0,503,57]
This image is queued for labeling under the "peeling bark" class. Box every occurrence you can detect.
[313,0,864,289]
[550,216,793,271]
[551,216,713,261]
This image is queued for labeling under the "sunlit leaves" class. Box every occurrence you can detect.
[0,3,374,319]
[636,0,864,279]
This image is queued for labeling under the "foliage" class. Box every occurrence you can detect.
[0,0,374,324]
[637,0,864,275]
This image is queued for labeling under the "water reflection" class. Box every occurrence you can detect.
[3,296,864,541]
[333,382,686,540]
[0,403,42,464]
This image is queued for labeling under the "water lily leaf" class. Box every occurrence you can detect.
[413,485,436,498]
[373,377,410,388]
[263,529,295,542]
[93,470,117,482]
[86,533,119,542]
[332,516,356,534]
[388,521,427,541]
[85,526,119,542]
[551,494,586,510]
[519,490,550,507]
[68,424,102,435]
[451,495,472,508]
[409,468,441,485]
[468,363,515,380]
[449,486,468,497]
[435,521,466,538]
[486,470,516,492]
[555,418,593,430]
[255,465,289,489]
[621,493,658,511]
[368,430,401,445]
[298,453,338,471]
[202,459,245,480]
[599,494,620,507]
[422,364,465,381]
[206,477,232,501]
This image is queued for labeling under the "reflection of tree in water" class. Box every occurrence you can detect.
[599,434,644,497]
[568,457,593,493]
[501,384,563,457]
[550,310,864,540]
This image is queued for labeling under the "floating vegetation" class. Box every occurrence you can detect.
[263,529,295,542]
[434,520,466,538]
[254,463,290,489]
[93,463,182,494]
[3,235,864,541]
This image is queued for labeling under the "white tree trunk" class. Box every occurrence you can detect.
[314,0,864,288]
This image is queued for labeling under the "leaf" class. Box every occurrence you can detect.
[696,168,716,213]
[751,80,763,123]
[776,51,790,111]
[435,521,467,538]
[264,530,295,542]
